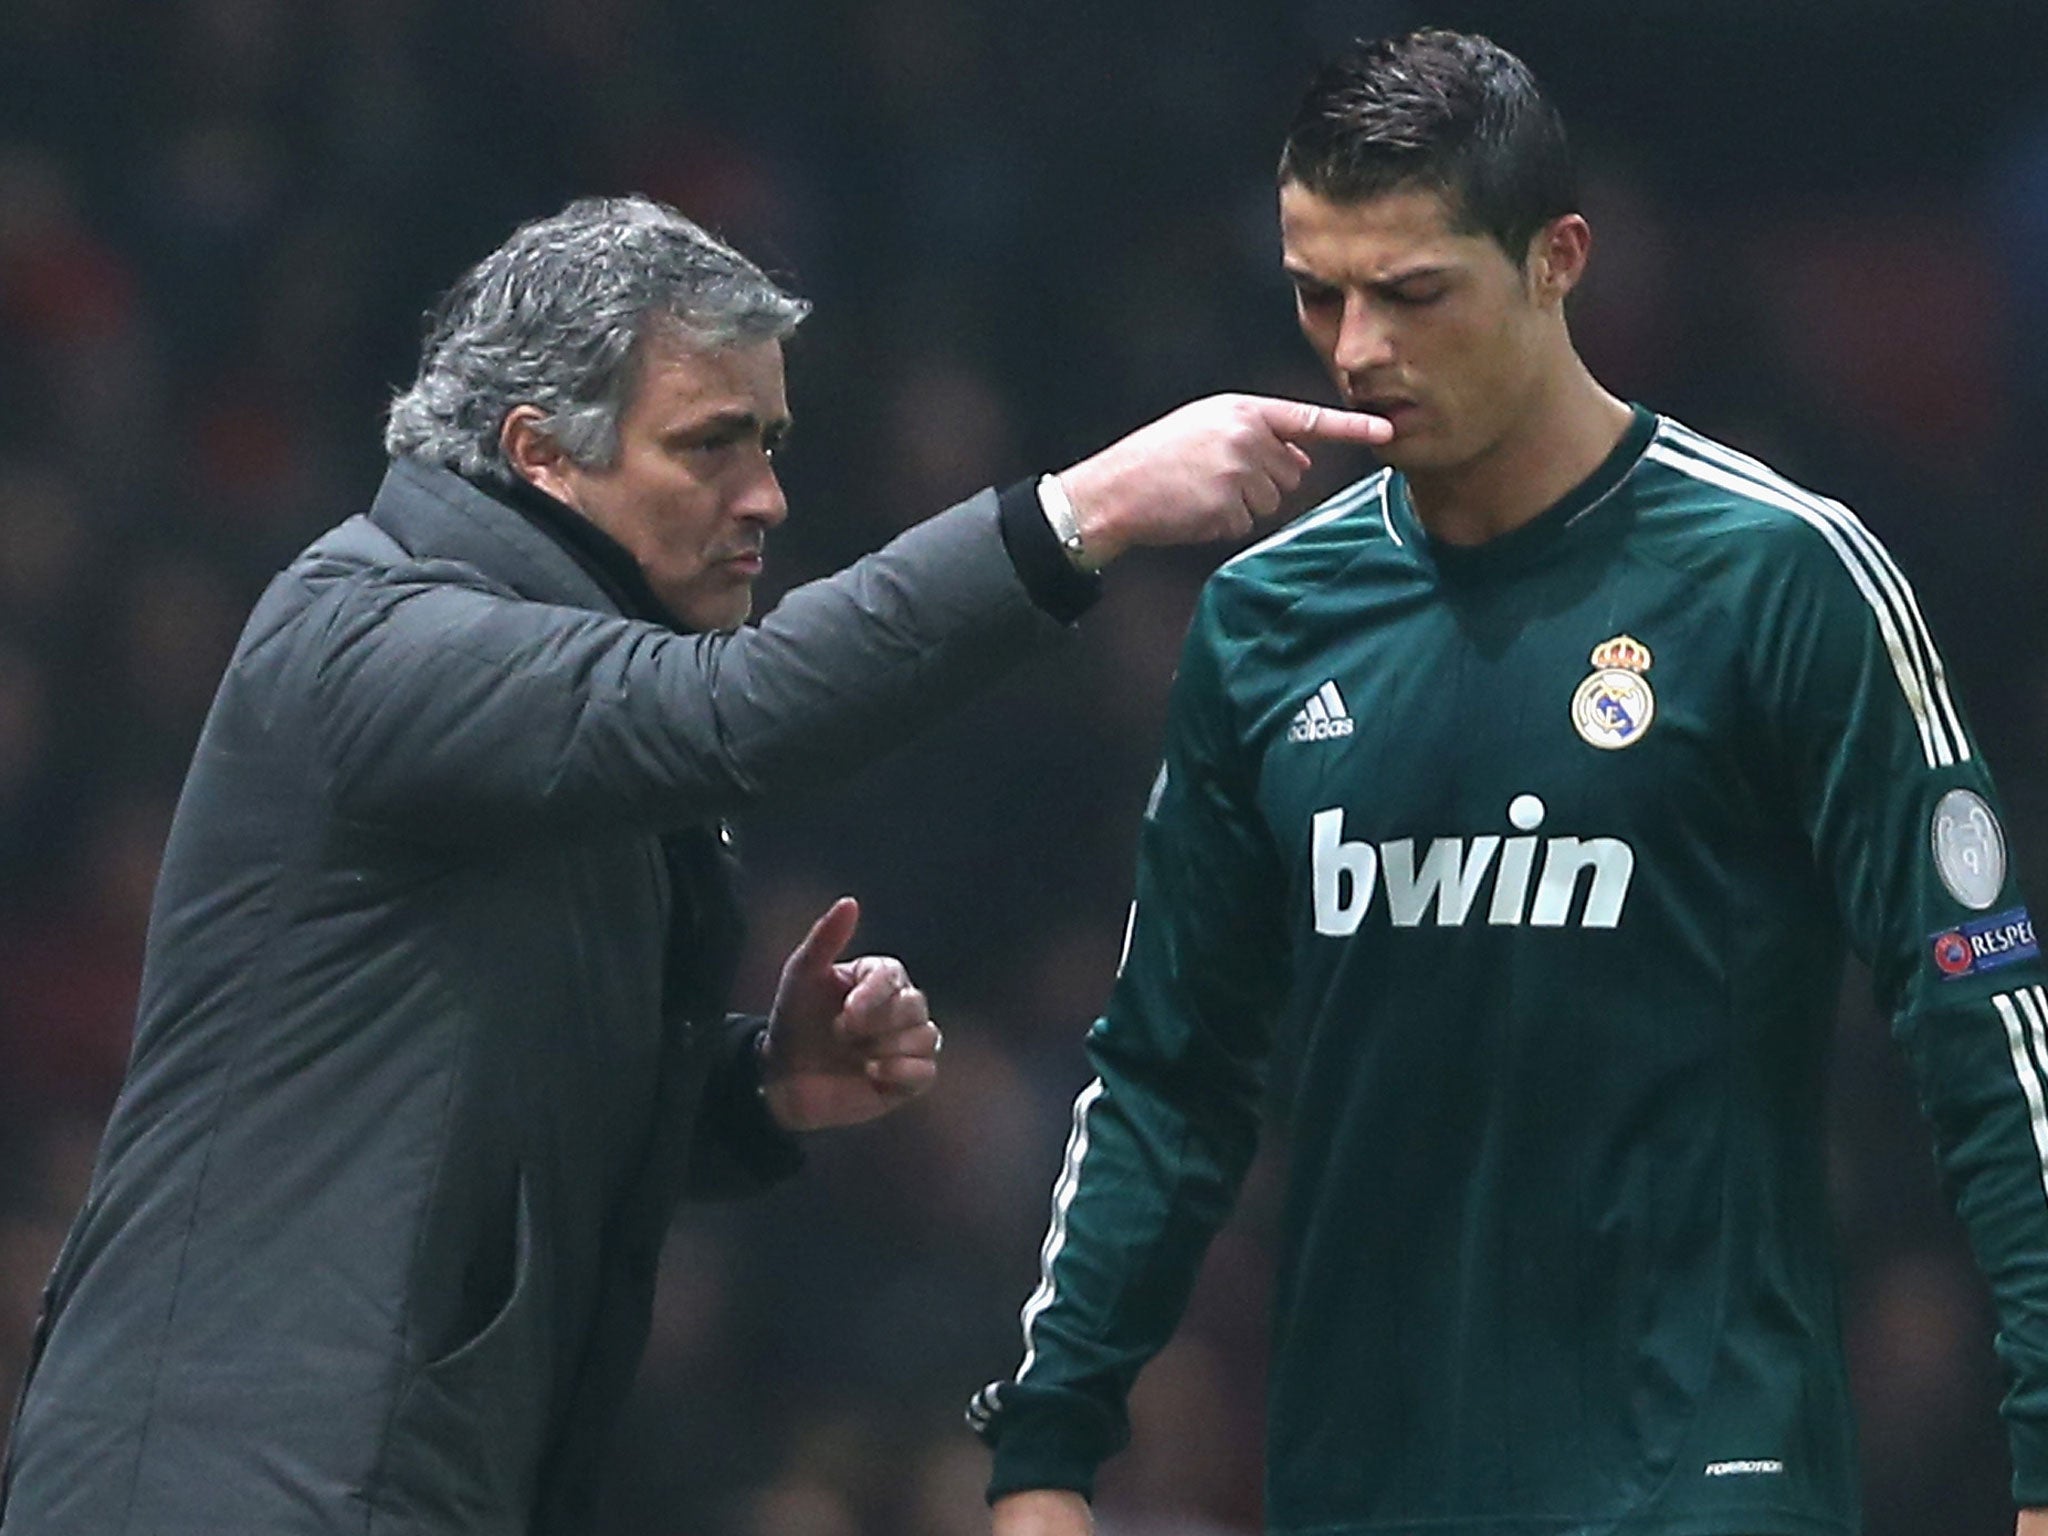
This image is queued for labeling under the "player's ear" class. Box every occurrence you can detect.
[1527,214,1591,305]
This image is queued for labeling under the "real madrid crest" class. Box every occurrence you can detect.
[1571,634,1655,750]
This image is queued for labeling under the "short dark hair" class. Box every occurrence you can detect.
[1279,30,1577,264]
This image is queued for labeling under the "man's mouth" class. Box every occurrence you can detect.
[1354,394,1418,424]
[1351,393,1417,436]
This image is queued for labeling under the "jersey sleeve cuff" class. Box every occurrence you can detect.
[975,1382,1127,1504]
[997,478,1102,625]
[2010,1415,2048,1507]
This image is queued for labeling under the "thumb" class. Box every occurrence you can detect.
[789,895,861,975]
[1252,397,1394,447]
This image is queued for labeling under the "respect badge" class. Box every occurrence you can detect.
[1930,907,2039,981]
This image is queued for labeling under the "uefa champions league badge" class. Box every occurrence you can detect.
[1932,787,2006,911]
[1571,634,1655,750]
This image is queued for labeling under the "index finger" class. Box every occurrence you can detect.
[1251,397,1394,446]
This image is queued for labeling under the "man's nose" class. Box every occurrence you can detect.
[737,454,789,527]
[1333,297,1397,376]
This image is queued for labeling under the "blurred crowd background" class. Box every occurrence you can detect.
[2,0,2047,1531]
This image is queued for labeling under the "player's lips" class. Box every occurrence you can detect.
[716,549,765,576]
[1355,396,1420,430]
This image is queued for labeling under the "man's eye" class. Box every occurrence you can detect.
[1295,285,1341,308]
[1388,287,1446,308]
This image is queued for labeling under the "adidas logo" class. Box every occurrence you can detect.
[1289,681,1355,742]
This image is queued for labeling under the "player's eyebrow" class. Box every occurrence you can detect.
[1283,261,1454,294]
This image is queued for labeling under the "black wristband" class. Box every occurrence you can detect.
[705,1017,804,1175]
[997,479,1102,625]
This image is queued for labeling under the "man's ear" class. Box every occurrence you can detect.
[501,406,581,507]
[1527,214,1592,306]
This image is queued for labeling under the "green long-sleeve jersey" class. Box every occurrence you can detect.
[972,407,2048,1535]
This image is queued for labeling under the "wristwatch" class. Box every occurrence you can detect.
[1036,473,1098,573]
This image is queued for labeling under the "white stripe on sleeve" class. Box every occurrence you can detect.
[1995,989,2048,1209]
[1655,422,1968,764]
[1015,1078,1106,1379]
[1224,471,1388,568]
[1658,421,1968,758]
[1644,440,1955,768]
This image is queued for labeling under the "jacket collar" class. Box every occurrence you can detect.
[367,457,679,628]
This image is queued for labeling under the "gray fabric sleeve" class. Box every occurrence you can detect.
[292,492,1072,839]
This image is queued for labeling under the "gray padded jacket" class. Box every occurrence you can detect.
[0,458,1080,1534]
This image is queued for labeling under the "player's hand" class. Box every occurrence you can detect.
[759,896,940,1131]
[1054,393,1393,566]
[991,1489,1093,1536]
[2017,1507,2048,1536]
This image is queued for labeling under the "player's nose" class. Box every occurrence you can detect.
[1333,297,1397,375]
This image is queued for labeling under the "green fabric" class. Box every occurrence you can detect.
[979,409,2048,1534]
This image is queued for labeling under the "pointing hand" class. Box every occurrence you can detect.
[1054,393,1393,566]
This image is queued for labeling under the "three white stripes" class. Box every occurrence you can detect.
[1223,470,1389,569]
[1647,421,1969,769]
[1996,987,2048,1208]
[1226,425,1964,771]
[1014,1078,1106,1379]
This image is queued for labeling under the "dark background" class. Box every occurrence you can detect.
[3,2,2047,1532]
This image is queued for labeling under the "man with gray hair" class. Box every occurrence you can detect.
[0,195,1388,1535]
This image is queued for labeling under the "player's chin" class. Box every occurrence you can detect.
[1375,429,1461,474]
